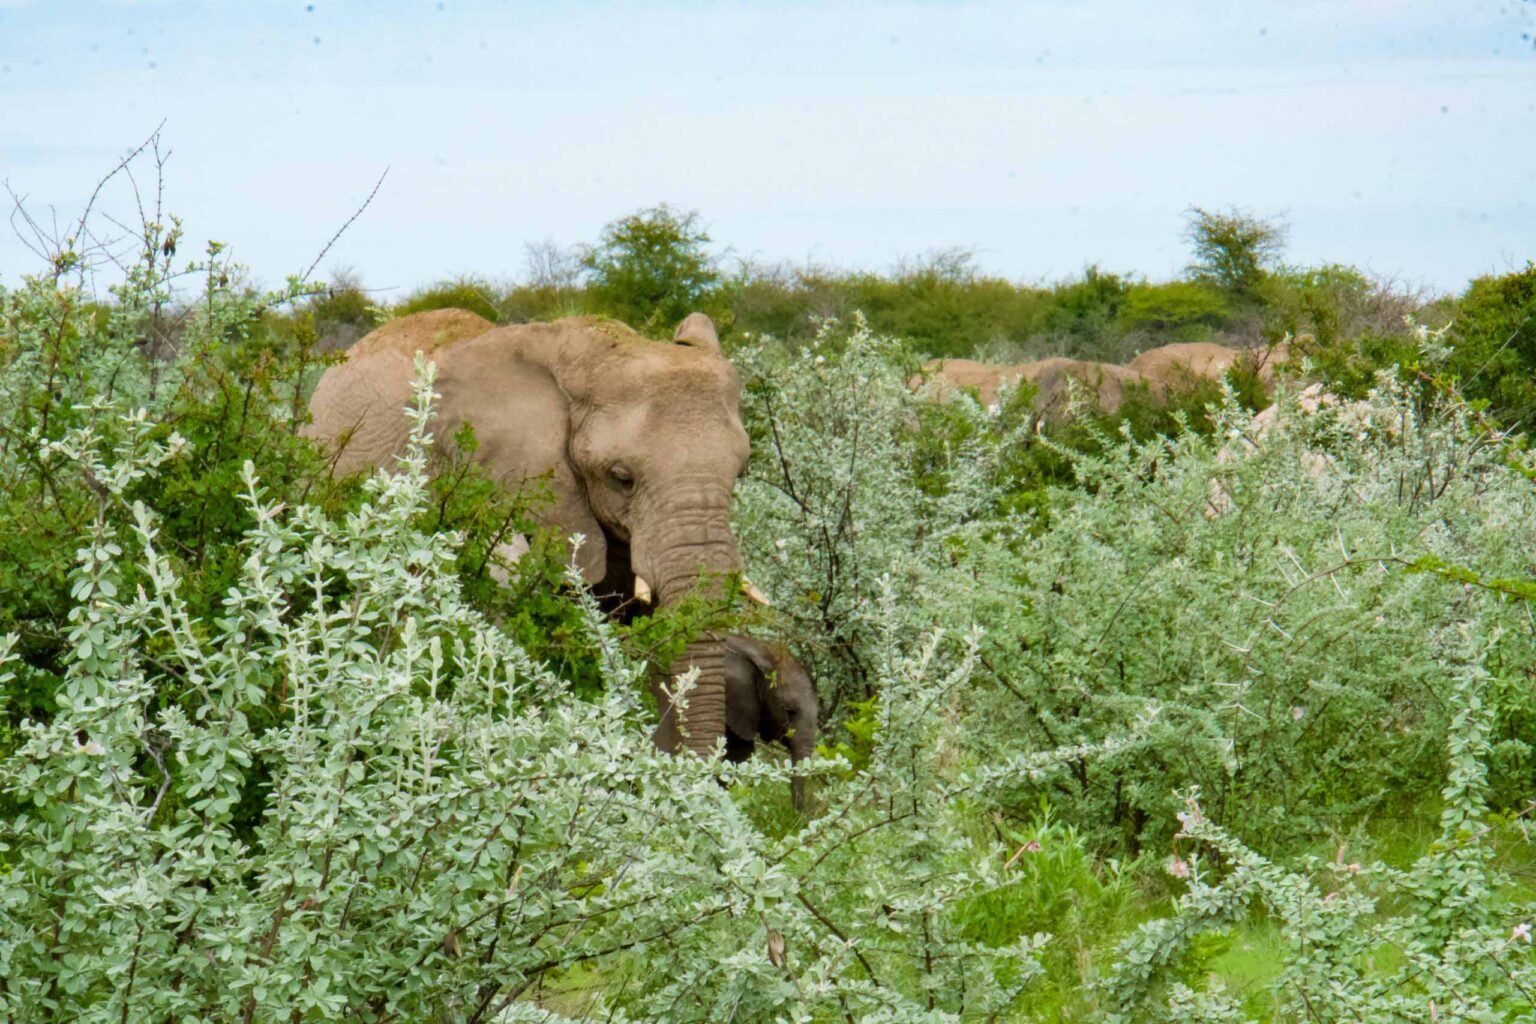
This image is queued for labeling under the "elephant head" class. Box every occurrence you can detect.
[305,308,753,756]
[723,636,819,810]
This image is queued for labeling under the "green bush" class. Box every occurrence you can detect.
[724,260,852,346]
[1259,263,1377,346]
[580,204,724,335]
[1445,262,1536,424]
[394,275,508,324]
[306,272,382,351]
[0,232,338,751]
[1184,206,1287,296]
[1119,280,1231,332]
[1101,631,1536,1022]
[1037,264,1132,357]
[0,356,1115,1021]
[839,250,1050,359]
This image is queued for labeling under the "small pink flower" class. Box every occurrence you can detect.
[1167,857,1191,879]
[1023,839,1042,853]
[1512,922,1532,944]
[1292,706,1305,720]
[1346,862,1362,874]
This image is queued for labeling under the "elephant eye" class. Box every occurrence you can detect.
[609,463,634,488]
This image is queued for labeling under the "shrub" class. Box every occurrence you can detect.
[1445,261,1536,424]
[395,275,508,324]
[1037,265,1132,357]
[579,204,723,335]
[0,232,337,756]
[732,317,1041,714]
[1101,627,1536,1022]
[724,260,855,346]
[976,370,1536,854]
[839,249,1050,359]
[1184,206,1288,295]
[735,319,1536,859]
[1118,280,1231,332]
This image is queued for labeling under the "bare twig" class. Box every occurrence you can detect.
[301,168,389,283]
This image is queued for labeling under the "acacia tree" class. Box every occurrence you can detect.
[580,204,722,333]
[1184,206,1287,295]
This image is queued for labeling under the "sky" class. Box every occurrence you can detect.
[1,0,1533,298]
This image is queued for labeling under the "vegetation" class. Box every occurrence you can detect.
[578,204,724,335]
[1183,205,1288,296]
[2,150,1536,1020]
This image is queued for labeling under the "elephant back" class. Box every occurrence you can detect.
[349,308,498,361]
[1023,357,1156,418]
[1127,342,1241,386]
[305,308,496,476]
[918,358,1029,407]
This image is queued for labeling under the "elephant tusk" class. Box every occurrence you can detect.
[634,575,653,604]
[741,577,772,607]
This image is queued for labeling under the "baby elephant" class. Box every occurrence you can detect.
[724,636,819,810]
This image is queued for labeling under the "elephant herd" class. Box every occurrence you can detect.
[921,339,1291,421]
[305,309,1301,811]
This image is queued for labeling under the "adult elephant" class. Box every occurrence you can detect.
[306,307,754,757]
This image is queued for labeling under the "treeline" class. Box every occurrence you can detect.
[307,204,1536,425]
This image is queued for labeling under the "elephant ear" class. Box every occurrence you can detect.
[433,330,609,585]
[725,636,772,741]
[672,313,721,355]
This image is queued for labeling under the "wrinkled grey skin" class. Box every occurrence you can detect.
[724,636,819,810]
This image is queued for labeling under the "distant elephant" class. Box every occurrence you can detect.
[1128,340,1290,390]
[305,307,757,756]
[725,636,819,810]
[920,356,1159,420]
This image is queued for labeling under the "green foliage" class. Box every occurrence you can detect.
[1102,629,1536,1023]
[983,374,1536,853]
[1445,262,1536,424]
[0,236,339,760]
[395,275,507,324]
[1291,327,1425,400]
[579,204,723,335]
[836,249,1051,360]
[1118,280,1230,332]
[732,318,1040,716]
[1184,206,1288,295]
[1258,263,1377,346]
[1037,265,1131,357]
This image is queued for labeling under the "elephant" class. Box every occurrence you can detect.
[724,636,818,810]
[1128,340,1290,390]
[920,356,1159,420]
[305,307,758,756]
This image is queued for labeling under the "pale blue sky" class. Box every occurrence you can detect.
[2,1,1533,296]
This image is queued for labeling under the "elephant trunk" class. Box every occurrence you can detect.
[789,707,818,812]
[638,485,741,758]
